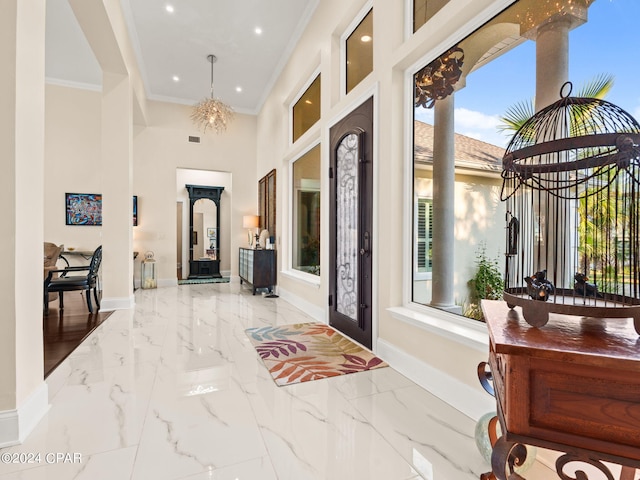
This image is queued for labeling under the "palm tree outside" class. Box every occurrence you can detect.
[498,73,614,134]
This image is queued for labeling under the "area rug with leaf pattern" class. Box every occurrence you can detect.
[245,323,388,386]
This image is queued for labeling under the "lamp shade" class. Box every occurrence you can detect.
[243,215,259,229]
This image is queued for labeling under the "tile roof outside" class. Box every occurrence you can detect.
[414,120,505,173]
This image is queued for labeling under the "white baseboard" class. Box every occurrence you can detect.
[377,338,494,421]
[99,294,135,311]
[0,382,49,448]
[277,286,326,323]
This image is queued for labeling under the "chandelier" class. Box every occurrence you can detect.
[415,46,464,109]
[191,54,234,133]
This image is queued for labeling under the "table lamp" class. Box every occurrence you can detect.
[242,215,260,247]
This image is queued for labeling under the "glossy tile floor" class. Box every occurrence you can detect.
[0,283,555,479]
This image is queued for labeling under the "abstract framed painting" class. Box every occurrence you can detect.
[65,193,102,226]
[133,195,138,226]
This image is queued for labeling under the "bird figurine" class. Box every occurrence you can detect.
[574,273,602,298]
[524,270,555,302]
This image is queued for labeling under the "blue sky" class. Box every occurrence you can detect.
[415,0,640,148]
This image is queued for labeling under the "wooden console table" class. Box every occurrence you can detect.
[239,248,276,295]
[479,300,640,480]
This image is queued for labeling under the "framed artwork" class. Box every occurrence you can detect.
[133,195,138,226]
[258,168,276,236]
[65,193,138,226]
[207,227,217,239]
[66,193,102,226]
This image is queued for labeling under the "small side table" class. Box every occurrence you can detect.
[133,251,138,290]
[478,300,640,480]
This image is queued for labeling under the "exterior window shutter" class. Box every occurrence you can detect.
[427,201,433,270]
[417,198,433,273]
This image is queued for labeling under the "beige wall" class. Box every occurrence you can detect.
[134,101,257,284]
[44,88,258,287]
[45,85,103,252]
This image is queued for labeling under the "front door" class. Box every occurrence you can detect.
[329,97,373,349]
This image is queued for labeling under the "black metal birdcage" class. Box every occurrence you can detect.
[500,82,640,332]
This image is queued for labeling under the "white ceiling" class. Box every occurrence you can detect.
[45,0,318,114]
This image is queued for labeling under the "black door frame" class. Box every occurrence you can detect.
[328,96,374,349]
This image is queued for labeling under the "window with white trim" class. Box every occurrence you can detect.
[345,9,373,94]
[292,145,321,276]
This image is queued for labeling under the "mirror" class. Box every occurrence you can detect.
[193,199,217,260]
[186,185,224,278]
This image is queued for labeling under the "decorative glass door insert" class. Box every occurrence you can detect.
[336,133,360,320]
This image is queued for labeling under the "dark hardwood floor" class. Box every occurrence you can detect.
[43,291,112,378]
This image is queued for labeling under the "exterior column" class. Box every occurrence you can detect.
[430,94,458,311]
[100,72,134,310]
[0,0,49,446]
[535,18,570,111]
[531,15,576,287]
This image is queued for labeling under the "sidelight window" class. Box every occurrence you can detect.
[292,144,321,276]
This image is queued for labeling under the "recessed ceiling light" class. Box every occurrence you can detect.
[165,4,174,13]
[172,75,180,82]
[254,27,263,35]
[235,86,243,93]
[360,34,372,43]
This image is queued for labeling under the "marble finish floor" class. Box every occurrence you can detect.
[1,283,554,479]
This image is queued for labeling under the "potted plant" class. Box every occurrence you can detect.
[465,243,504,321]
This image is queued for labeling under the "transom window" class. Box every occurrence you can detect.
[292,75,321,143]
[413,0,450,33]
[346,9,373,94]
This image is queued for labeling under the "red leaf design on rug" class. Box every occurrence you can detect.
[340,354,386,373]
[302,324,336,337]
[255,339,307,359]
[246,322,387,386]
[269,356,343,385]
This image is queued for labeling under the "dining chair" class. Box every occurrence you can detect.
[44,245,102,314]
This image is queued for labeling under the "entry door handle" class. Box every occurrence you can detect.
[360,231,371,256]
